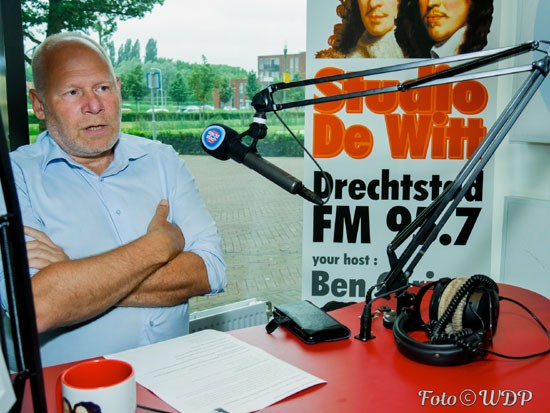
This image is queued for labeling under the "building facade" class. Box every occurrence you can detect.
[257,51,306,86]
[214,50,306,110]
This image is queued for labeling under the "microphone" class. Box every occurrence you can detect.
[201,124,323,205]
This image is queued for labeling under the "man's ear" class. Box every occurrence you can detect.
[29,89,46,120]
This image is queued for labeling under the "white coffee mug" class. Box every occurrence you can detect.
[57,358,136,413]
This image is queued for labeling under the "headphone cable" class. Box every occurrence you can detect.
[477,295,550,360]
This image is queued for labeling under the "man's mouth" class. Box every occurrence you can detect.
[86,125,105,131]
[367,13,387,22]
[425,12,447,25]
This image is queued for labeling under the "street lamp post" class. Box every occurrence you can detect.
[146,69,162,141]
[283,43,288,122]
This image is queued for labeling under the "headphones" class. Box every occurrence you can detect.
[392,274,500,366]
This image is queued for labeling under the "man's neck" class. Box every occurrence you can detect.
[71,150,115,175]
[431,26,468,58]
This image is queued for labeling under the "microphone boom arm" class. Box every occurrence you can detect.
[382,56,548,296]
[251,40,549,297]
[252,41,543,113]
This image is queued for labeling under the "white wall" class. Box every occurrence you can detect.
[491,1,550,289]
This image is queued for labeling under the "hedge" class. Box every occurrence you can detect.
[28,110,306,157]
[123,128,305,157]
[121,110,304,124]
[28,109,304,125]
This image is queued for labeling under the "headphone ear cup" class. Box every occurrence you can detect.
[461,282,500,336]
[437,277,470,334]
[428,278,451,321]
[393,275,500,366]
[393,310,477,366]
[432,275,500,336]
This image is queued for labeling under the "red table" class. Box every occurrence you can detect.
[24,284,550,412]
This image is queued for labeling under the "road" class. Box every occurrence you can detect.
[183,155,304,313]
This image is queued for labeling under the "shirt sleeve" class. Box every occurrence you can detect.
[0,158,39,313]
[165,148,227,295]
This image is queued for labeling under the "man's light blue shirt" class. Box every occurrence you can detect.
[2,132,226,366]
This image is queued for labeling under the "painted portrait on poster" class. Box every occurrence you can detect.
[302,0,507,306]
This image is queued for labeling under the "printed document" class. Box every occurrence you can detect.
[106,329,325,413]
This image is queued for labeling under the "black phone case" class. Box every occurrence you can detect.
[265,300,351,344]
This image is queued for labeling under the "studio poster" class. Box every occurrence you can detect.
[302,0,504,307]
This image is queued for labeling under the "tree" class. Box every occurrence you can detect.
[120,64,147,109]
[145,39,158,63]
[104,40,117,65]
[130,39,141,62]
[216,78,234,108]
[188,56,216,108]
[21,0,165,61]
[245,71,261,103]
[168,72,188,108]
[286,73,305,103]
[117,39,132,64]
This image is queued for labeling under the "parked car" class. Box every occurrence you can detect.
[182,105,200,113]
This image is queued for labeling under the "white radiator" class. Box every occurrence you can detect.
[189,298,270,333]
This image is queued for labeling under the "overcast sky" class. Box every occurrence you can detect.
[111,0,307,72]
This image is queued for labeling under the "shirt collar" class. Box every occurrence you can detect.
[349,30,403,59]
[40,131,148,175]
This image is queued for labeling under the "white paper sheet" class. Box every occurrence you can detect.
[106,329,325,413]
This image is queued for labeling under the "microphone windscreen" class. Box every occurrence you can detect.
[201,124,239,161]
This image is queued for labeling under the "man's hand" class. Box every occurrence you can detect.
[31,200,186,332]
[147,199,185,260]
[24,226,69,270]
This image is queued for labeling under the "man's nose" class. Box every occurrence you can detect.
[82,92,104,114]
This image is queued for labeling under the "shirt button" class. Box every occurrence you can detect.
[149,320,154,327]
[115,209,121,215]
